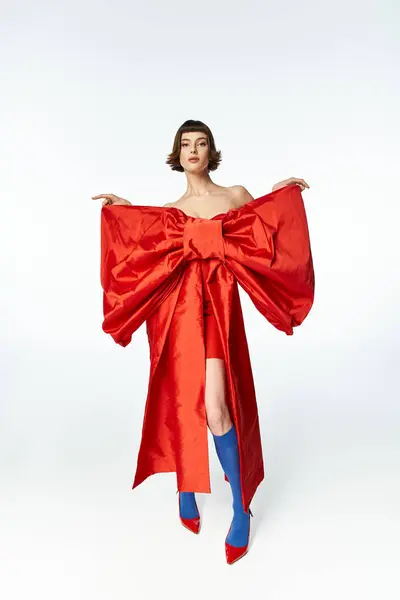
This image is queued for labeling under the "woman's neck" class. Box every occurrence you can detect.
[184,171,216,197]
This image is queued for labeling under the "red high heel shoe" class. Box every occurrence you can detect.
[176,490,201,534]
[225,507,253,565]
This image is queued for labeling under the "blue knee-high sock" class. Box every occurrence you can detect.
[212,425,250,547]
[179,492,199,519]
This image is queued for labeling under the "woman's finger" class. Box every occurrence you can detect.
[297,179,309,188]
[291,178,310,189]
[92,194,114,200]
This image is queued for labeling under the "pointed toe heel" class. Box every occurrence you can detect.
[225,541,249,564]
[225,508,253,565]
[177,490,201,534]
[180,515,201,534]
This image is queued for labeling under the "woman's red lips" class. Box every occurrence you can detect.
[189,157,199,162]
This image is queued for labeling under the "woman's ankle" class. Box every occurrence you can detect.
[179,491,199,519]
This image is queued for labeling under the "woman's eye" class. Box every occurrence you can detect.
[181,142,207,147]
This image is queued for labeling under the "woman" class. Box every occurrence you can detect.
[93,119,314,565]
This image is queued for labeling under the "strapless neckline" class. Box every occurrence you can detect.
[167,206,227,221]
[163,186,291,222]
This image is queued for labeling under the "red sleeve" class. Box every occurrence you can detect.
[231,184,315,334]
[100,205,174,346]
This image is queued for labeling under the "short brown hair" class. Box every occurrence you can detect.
[166,119,222,172]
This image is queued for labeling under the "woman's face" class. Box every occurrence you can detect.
[179,131,209,172]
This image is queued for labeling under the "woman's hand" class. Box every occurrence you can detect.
[91,193,132,206]
[272,177,310,192]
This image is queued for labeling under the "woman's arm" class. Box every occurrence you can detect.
[272,177,310,192]
[92,193,132,206]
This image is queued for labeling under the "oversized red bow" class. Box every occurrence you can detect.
[101,184,314,346]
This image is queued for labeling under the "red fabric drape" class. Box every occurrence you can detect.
[100,184,315,511]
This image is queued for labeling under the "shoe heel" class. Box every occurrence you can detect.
[177,490,201,535]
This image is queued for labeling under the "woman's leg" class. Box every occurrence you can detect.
[205,358,251,548]
[205,358,232,435]
[179,357,230,519]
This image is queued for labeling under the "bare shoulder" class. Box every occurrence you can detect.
[162,202,175,208]
[229,185,255,209]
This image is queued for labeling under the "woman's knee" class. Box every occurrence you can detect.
[206,402,231,435]
[204,359,232,434]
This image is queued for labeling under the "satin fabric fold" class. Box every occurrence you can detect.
[100,184,315,511]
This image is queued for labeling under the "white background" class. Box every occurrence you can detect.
[1,0,399,598]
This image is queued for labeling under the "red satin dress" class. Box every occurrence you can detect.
[202,261,224,359]
[100,184,315,512]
